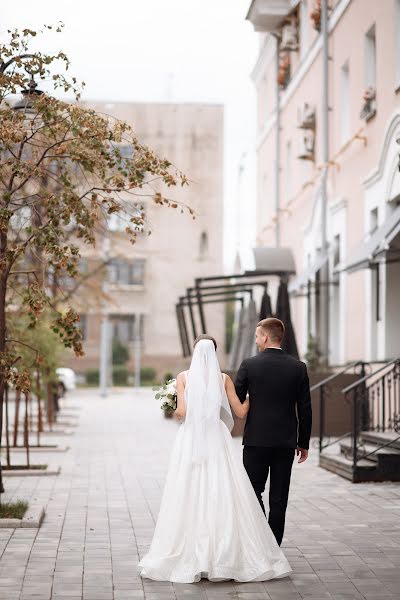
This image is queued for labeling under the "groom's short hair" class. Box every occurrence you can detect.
[257,318,285,343]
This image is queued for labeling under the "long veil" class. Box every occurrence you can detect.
[185,339,234,464]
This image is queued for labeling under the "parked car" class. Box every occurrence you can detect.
[56,368,76,396]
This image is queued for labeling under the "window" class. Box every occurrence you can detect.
[113,317,131,342]
[131,259,145,285]
[108,258,145,285]
[331,235,341,364]
[365,24,376,89]
[375,264,382,322]
[78,314,87,340]
[340,61,350,143]
[370,207,378,234]
[199,231,209,260]
[299,0,309,60]
[112,314,144,341]
[369,208,380,322]
[285,140,292,201]
[333,234,340,269]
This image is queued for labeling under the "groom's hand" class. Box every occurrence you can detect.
[296,447,308,463]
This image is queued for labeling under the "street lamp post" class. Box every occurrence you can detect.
[99,237,112,397]
[133,315,142,389]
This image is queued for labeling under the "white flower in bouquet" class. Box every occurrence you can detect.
[153,378,177,414]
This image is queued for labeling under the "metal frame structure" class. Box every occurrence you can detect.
[176,272,290,357]
[177,286,255,357]
[194,272,290,339]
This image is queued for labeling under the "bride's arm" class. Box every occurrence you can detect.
[224,374,249,419]
[174,372,186,419]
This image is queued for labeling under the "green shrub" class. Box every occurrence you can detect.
[163,371,174,383]
[112,337,130,365]
[86,368,99,385]
[113,365,129,386]
[141,366,156,384]
[305,334,323,372]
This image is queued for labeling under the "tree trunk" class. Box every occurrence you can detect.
[36,371,43,445]
[13,389,20,446]
[23,392,30,468]
[0,228,8,494]
[46,369,54,428]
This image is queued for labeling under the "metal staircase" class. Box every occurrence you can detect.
[316,359,400,482]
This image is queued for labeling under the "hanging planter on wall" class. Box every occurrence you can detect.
[310,0,321,32]
[297,103,316,161]
[277,52,291,88]
[360,86,377,121]
[281,16,299,52]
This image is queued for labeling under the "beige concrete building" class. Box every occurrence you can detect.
[246,0,400,365]
[67,102,224,380]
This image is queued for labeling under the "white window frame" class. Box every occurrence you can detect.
[340,60,350,144]
[299,0,309,61]
[365,24,376,89]
[285,140,292,202]
[395,0,400,90]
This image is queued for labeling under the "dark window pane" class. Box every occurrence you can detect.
[78,314,87,340]
[131,259,145,285]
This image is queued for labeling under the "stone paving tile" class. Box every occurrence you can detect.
[1,388,400,599]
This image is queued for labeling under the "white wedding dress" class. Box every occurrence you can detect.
[139,340,291,583]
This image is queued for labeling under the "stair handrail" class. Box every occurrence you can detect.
[313,361,367,452]
[342,358,399,394]
[341,357,400,478]
[310,361,364,392]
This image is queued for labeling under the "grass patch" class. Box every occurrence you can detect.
[0,500,28,519]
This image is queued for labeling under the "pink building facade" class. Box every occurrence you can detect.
[247,0,400,365]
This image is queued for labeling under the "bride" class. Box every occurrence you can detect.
[139,334,291,583]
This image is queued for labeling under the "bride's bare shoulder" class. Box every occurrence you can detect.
[176,371,188,382]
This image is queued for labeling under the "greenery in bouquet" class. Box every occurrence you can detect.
[153,378,177,414]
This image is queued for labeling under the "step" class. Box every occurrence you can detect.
[340,440,400,464]
[319,451,377,482]
[320,449,400,483]
[361,431,400,451]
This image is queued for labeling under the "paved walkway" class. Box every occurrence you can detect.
[1,388,400,600]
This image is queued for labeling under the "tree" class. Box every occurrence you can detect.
[0,25,189,488]
[305,334,323,373]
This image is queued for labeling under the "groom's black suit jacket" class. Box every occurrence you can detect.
[235,348,312,449]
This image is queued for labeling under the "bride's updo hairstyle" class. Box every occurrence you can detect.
[193,334,217,351]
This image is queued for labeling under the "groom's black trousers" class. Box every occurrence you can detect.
[243,446,295,546]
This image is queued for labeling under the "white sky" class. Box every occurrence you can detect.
[2,0,258,268]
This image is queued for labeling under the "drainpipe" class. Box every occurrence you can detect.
[273,34,281,248]
[320,0,330,365]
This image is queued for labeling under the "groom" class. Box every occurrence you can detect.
[235,317,312,546]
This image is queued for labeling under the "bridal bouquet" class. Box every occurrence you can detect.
[153,378,177,414]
